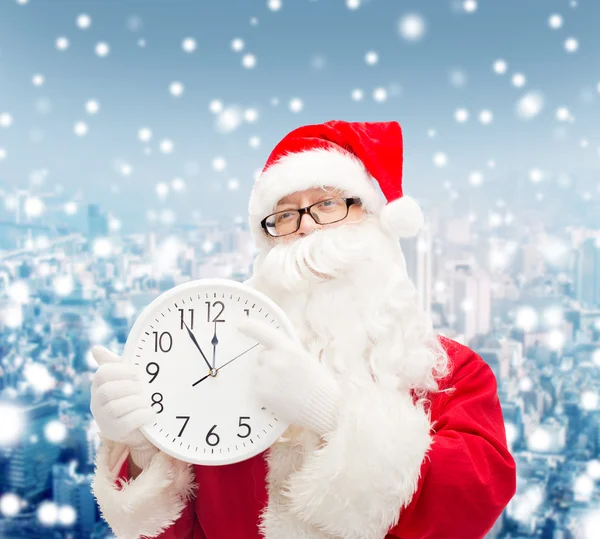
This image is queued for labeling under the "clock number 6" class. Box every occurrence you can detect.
[206,425,220,447]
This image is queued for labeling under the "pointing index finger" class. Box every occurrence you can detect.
[237,318,286,350]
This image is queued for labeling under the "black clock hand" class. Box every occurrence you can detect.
[181,319,212,372]
[216,343,260,372]
[211,321,218,369]
[191,372,211,387]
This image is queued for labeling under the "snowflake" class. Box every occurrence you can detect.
[564,38,578,52]
[364,51,378,65]
[351,89,364,101]
[493,59,508,74]
[433,152,448,167]
[37,501,59,526]
[0,113,12,127]
[242,54,257,68]
[268,0,282,11]
[212,157,227,171]
[469,171,483,186]
[244,108,258,122]
[182,37,197,53]
[552,107,570,123]
[171,178,185,191]
[548,14,563,29]
[512,73,526,87]
[85,99,100,114]
[346,0,360,9]
[372,87,387,102]
[0,493,21,517]
[529,168,544,183]
[249,136,261,148]
[209,99,224,113]
[93,238,113,257]
[95,42,110,57]
[156,183,169,199]
[73,121,88,136]
[516,91,544,120]
[463,0,477,13]
[216,106,243,133]
[32,74,45,86]
[289,98,303,112]
[169,81,184,97]
[398,13,426,42]
[478,110,493,124]
[231,38,245,52]
[159,139,174,153]
[138,127,152,141]
[56,37,69,51]
[454,108,469,123]
[449,68,467,87]
[76,13,91,29]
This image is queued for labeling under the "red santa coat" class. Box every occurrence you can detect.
[92,337,517,539]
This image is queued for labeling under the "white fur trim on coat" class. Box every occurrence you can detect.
[91,436,196,539]
[280,383,432,539]
[248,149,386,251]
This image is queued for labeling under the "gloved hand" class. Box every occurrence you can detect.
[237,318,340,436]
[90,345,158,468]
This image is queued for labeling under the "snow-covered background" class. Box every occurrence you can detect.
[0,0,598,233]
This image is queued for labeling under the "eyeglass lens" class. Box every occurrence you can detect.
[265,198,349,237]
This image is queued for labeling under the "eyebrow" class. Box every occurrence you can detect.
[276,189,340,208]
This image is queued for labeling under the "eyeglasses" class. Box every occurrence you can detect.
[261,197,362,238]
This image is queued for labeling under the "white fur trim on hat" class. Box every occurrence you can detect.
[248,148,385,250]
[379,195,424,238]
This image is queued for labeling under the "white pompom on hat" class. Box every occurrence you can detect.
[248,120,424,250]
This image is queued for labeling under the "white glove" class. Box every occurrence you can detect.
[237,318,339,436]
[90,345,159,468]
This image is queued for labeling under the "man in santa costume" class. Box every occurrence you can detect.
[91,120,517,539]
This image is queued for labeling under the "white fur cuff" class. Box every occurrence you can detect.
[283,384,432,539]
[91,437,196,539]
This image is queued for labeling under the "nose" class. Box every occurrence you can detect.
[296,211,320,236]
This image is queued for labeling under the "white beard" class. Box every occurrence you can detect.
[250,215,448,394]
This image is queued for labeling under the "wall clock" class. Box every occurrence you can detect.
[123,278,297,465]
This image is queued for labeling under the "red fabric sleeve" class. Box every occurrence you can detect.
[114,457,203,539]
[387,347,517,539]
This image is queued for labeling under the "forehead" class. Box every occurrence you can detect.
[276,186,343,206]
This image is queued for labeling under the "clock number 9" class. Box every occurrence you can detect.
[206,301,225,322]
[146,362,159,383]
[151,392,164,413]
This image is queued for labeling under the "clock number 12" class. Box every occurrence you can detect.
[206,301,225,322]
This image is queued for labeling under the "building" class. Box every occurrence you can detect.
[573,238,600,308]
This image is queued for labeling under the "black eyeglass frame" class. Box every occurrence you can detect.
[260,196,362,238]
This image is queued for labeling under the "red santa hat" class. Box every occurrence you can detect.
[248,120,424,250]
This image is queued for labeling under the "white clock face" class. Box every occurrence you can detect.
[123,278,296,466]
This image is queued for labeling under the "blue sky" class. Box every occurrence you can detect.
[0,0,598,232]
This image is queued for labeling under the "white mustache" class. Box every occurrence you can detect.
[259,216,385,291]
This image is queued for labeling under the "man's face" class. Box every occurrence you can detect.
[266,186,366,244]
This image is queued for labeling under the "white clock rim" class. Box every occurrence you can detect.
[123,277,298,466]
